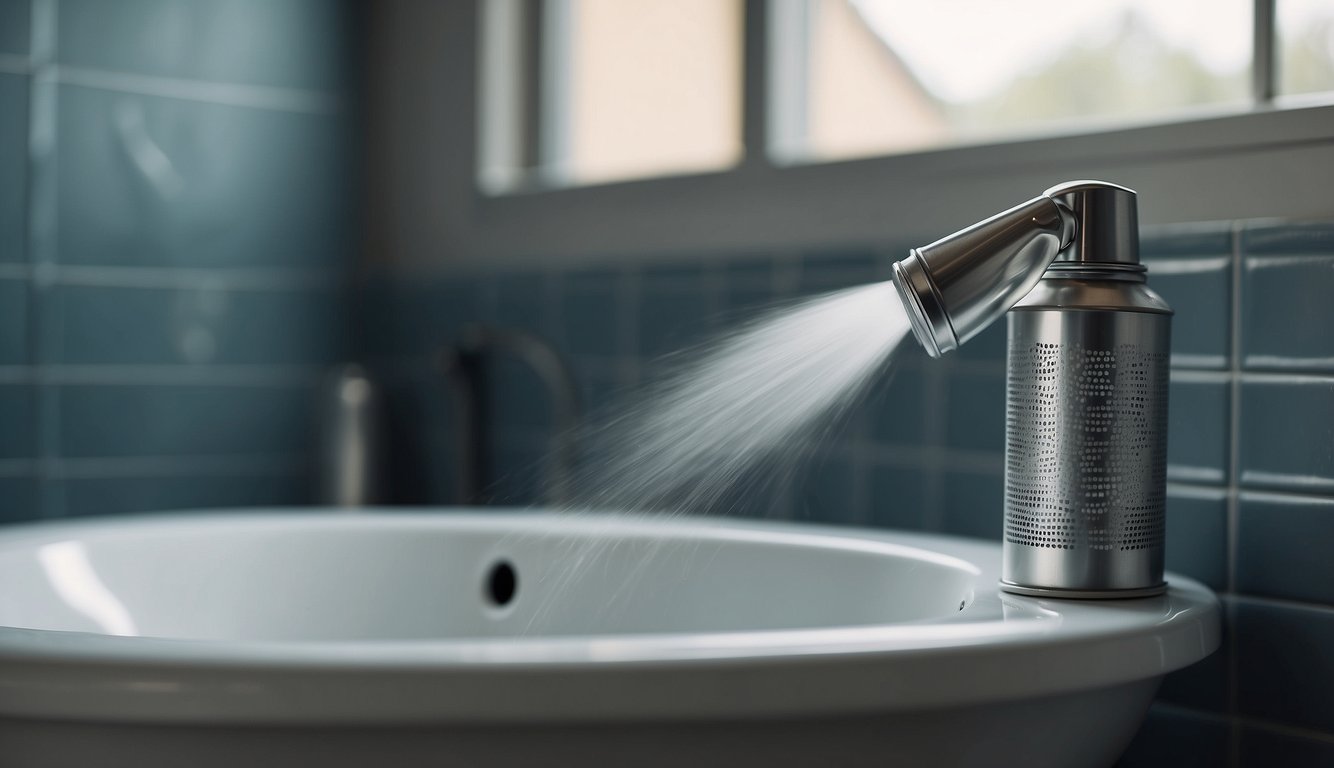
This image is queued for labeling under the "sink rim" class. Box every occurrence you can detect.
[0,508,1222,725]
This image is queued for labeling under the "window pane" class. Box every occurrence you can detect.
[561,0,743,185]
[1279,0,1334,97]
[780,0,1251,163]
[479,0,743,192]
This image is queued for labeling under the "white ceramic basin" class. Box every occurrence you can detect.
[0,510,1219,768]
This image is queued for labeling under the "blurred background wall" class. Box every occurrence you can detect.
[0,0,359,520]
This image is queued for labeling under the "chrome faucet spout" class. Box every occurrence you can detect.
[890,190,1076,357]
[441,325,581,506]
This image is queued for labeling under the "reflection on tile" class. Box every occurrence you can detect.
[1141,222,1233,259]
[50,283,343,365]
[1241,220,1334,256]
[1235,598,1334,733]
[59,384,314,458]
[1238,376,1334,493]
[57,0,351,91]
[0,74,26,263]
[1237,492,1334,605]
[57,85,351,269]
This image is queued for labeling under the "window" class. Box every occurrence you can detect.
[774,0,1252,162]
[479,0,744,192]
[367,2,1334,268]
[480,0,1334,194]
[1278,0,1334,97]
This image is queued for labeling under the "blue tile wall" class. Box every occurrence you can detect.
[0,0,358,521]
[0,73,27,264]
[0,0,30,56]
[57,0,351,91]
[363,217,1334,765]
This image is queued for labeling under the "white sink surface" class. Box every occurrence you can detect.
[0,510,1220,768]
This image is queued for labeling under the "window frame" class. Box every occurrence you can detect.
[367,0,1334,271]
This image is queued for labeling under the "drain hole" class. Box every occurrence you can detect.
[485,560,517,608]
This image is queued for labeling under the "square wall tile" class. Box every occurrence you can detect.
[1164,486,1228,591]
[369,275,480,361]
[943,367,1005,453]
[954,320,1006,364]
[0,277,28,364]
[1239,723,1334,766]
[0,475,39,524]
[0,385,33,461]
[49,284,344,366]
[492,273,554,338]
[1166,373,1229,485]
[1235,597,1334,733]
[1243,252,1334,372]
[1241,220,1334,256]
[638,266,723,359]
[796,247,884,295]
[1141,222,1234,259]
[865,358,928,446]
[59,384,314,459]
[866,463,927,530]
[559,270,628,359]
[1238,375,1334,493]
[940,468,1003,540]
[791,452,858,525]
[0,0,29,56]
[1237,492,1334,605]
[722,255,776,314]
[0,73,27,264]
[1142,255,1231,369]
[1140,223,1234,370]
[1117,706,1229,768]
[62,473,308,518]
[57,85,352,269]
[57,0,352,91]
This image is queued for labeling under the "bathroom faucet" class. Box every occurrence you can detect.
[892,181,1172,598]
[441,325,581,506]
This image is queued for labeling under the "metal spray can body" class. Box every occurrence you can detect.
[1001,266,1173,598]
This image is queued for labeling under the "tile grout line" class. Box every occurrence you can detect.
[54,65,345,115]
[1225,220,1245,767]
